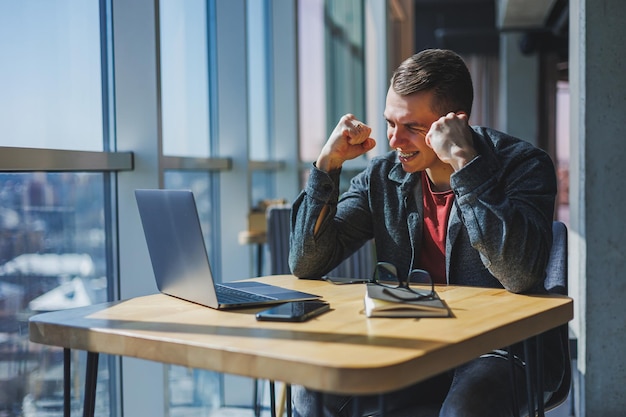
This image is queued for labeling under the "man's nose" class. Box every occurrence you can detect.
[388,128,404,148]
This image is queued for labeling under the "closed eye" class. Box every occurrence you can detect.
[385,118,429,136]
[403,123,430,137]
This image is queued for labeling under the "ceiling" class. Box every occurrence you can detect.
[497,0,561,30]
[410,0,568,57]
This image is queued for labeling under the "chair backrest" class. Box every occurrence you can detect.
[544,220,568,295]
[326,239,375,279]
[543,220,572,412]
[266,205,375,278]
[266,205,292,275]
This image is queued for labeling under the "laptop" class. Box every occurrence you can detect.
[135,189,321,309]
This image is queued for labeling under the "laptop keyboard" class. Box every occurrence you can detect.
[216,284,276,304]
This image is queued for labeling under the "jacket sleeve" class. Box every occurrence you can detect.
[450,131,557,293]
[289,164,371,278]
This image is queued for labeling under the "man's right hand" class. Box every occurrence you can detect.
[315,114,376,172]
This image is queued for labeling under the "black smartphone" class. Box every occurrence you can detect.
[255,300,330,322]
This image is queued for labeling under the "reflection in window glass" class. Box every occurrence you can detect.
[0,2,103,151]
[160,0,211,157]
[0,172,112,416]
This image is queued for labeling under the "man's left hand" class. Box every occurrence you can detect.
[426,112,478,171]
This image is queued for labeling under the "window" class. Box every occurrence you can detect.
[0,2,104,151]
[0,2,121,416]
[0,1,390,415]
[160,0,211,158]
[0,172,113,416]
[298,0,328,162]
[298,0,369,193]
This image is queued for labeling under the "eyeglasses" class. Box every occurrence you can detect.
[371,262,436,302]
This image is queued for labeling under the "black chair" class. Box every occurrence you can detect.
[514,220,571,417]
[267,204,293,275]
[541,220,572,413]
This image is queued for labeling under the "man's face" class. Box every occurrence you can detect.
[383,87,443,173]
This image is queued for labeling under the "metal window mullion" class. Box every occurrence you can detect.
[248,160,285,171]
[161,155,232,171]
[0,147,133,172]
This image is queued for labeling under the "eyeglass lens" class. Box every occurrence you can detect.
[407,269,432,286]
[374,262,399,284]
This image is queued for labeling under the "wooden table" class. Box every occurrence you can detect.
[29,275,573,416]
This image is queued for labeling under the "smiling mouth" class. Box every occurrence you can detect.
[396,149,418,159]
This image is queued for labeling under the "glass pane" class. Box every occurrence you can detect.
[556,80,570,225]
[0,172,112,416]
[324,0,365,125]
[167,366,222,416]
[298,0,366,163]
[251,171,273,209]
[247,0,270,161]
[0,2,103,151]
[160,0,211,157]
[298,0,327,162]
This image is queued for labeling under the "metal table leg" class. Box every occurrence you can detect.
[508,348,520,417]
[523,334,547,417]
[270,381,277,417]
[314,391,323,417]
[286,384,292,417]
[536,335,545,417]
[64,348,71,417]
[523,339,537,417]
[378,393,386,417]
[351,396,361,417]
[253,243,265,417]
[254,379,262,417]
[83,352,99,417]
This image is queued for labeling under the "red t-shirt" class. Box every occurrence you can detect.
[418,171,454,284]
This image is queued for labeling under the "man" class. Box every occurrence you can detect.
[289,49,564,416]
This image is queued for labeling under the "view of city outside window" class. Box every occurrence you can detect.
[0,173,112,417]
[0,2,114,417]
